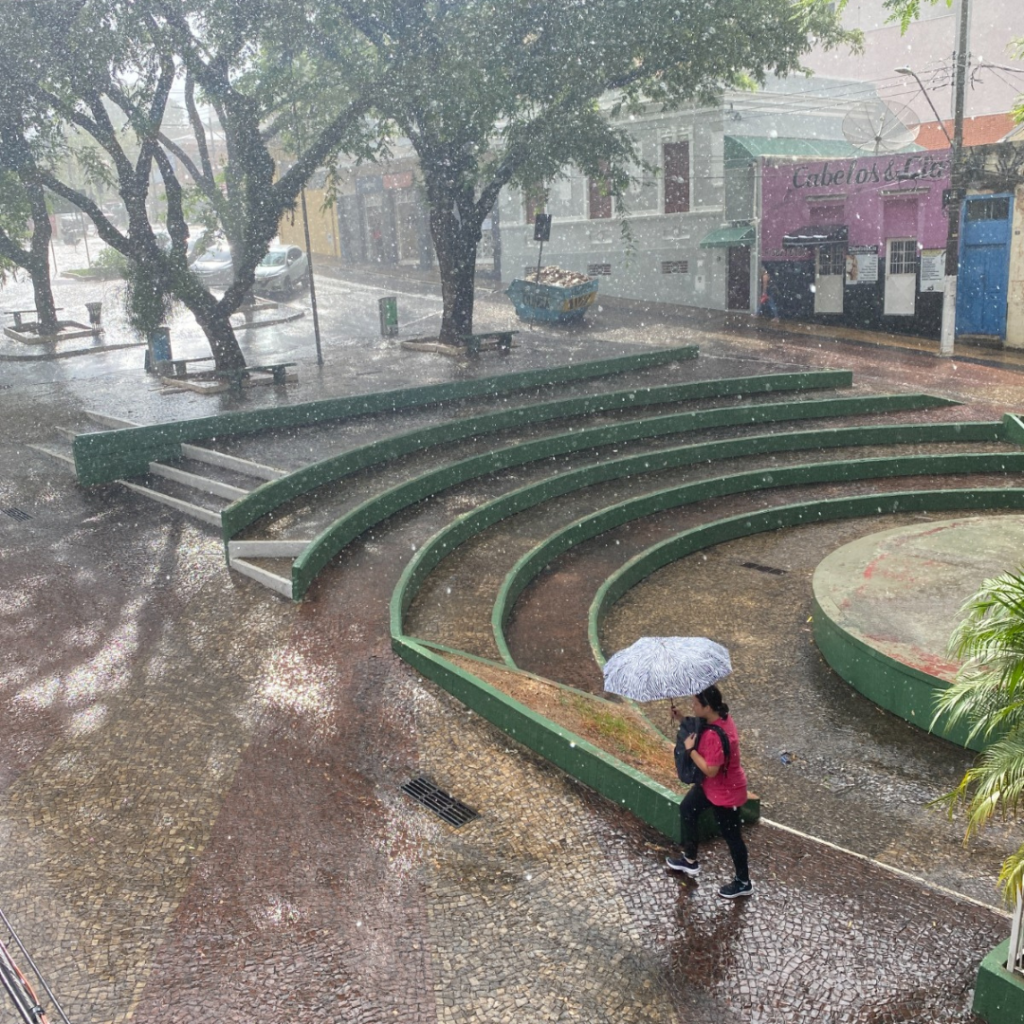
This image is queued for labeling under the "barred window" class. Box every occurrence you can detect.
[661,260,689,274]
[817,243,846,276]
[965,197,1010,222]
[888,239,917,276]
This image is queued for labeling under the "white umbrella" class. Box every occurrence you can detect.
[602,636,732,702]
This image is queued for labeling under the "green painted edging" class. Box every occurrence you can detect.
[519,456,1024,664]
[392,633,760,842]
[974,940,1024,1024]
[492,422,1007,666]
[588,490,1024,735]
[221,369,855,542]
[290,393,958,599]
[393,633,684,839]
[1003,414,1024,449]
[591,489,1024,661]
[72,344,699,486]
[810,593,983,750]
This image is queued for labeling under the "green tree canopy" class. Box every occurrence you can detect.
[0,78,69,333]
[0,0,381,368]
[281,0,857,339]
[1,0,858,356]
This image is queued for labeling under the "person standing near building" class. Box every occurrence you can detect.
[759,265,779,321]
[665,685,753,898]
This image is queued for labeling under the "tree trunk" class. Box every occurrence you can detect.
[27,184,59,336]
[29,260,59,335]
[199,312,247,371]
[429,192,481,342]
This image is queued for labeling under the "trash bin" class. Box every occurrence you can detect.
[144,325,172,373]
[85,301,102,326]
[378,296,399,337]
[505,277,598,325]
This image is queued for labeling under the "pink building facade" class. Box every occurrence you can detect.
[760,150,951,334]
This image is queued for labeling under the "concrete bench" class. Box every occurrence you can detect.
[213,362,297,391]
[459,330,519,356]
[155,356,214,378]
[5,308,64,327]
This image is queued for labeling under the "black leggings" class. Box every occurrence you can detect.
[680,783,749,882]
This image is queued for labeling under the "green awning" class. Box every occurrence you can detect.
[699,225,755,248]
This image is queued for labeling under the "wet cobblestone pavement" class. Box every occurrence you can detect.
[2,256,1024,1022]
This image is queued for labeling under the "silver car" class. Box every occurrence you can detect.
[254,245,308,296]
[191,246,234,288]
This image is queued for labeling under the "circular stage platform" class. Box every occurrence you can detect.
[811,515,1024,751]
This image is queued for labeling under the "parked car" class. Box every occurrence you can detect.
[58,213,86,244]
[152,229,201,263]
[190,246,234,288]
[101,201,127,229]
[185,231,210,265]
[254,245,308,296]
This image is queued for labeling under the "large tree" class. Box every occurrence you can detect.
[0,143,60,336]
[1,0,381,369]
[0,86,63,336]
[292,0,855,341]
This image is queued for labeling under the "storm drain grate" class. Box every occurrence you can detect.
[401,777,479,827]
[1,507,32,522]
[740,561,786,576]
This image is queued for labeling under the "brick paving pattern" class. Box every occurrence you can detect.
[2,260,1023,1022]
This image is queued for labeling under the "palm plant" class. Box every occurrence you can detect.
[937,569,1024,901]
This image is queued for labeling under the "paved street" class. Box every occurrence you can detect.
[2,242,1024,1022]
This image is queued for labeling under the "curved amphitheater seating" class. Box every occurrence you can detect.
[69,350,1024,841]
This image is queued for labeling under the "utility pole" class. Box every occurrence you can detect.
[299,182,324,366]
[286,49,323,366]
[939,0,971,357]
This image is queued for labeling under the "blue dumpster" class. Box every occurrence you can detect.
[506,277,598,325]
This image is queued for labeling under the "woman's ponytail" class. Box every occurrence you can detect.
[696,684,729,718]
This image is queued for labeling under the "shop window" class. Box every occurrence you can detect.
[588,164,612,219]
[664,142,690,214]
[965,197,1011,221]
[888,239,917,276]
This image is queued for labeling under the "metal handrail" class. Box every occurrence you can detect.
[1009,891,1024,977]
[0,906,72,1024]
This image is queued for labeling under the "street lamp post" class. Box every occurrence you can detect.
[894,66,952,146]
[894,0,970,358]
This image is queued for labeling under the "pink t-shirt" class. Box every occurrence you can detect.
[698,715,748,808]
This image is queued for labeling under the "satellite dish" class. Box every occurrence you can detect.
[842,99,920,154]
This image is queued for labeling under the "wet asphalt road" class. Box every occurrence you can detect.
[1,242,1023,1022]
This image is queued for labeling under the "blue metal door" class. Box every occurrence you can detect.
[956,194,1013,338]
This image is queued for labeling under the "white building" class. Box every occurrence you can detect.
[498,78,887,314]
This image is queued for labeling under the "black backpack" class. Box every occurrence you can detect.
[674,717,730,786]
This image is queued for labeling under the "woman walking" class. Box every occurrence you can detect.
[758,265,779,321]
[666,685,752,898]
